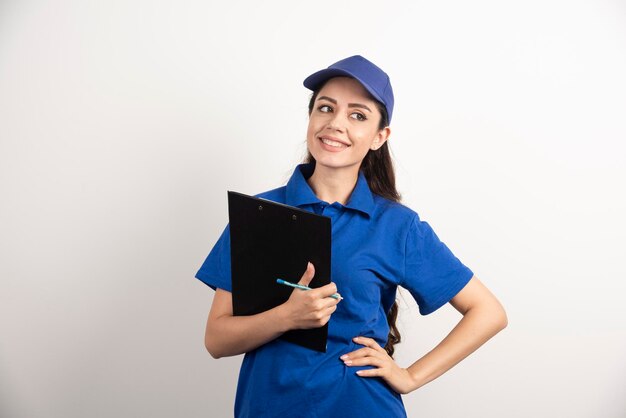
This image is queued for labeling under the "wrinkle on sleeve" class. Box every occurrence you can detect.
[402,215,473,315]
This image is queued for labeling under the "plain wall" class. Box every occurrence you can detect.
[1,0,625,417]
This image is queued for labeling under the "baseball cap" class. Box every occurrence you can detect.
[303,55,394,124]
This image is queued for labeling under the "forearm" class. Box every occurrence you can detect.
[206,305,290,358]
[406,303,507,391]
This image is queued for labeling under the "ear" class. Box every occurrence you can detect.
[370,127,391,151]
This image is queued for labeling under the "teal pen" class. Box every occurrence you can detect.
[276,278,342,300]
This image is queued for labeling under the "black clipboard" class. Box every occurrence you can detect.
[227,191,331,352]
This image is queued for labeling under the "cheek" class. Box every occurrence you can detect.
[306,123,316,145]
[352,128,375,147]
[362,123,383,145]
[306,118,323,140]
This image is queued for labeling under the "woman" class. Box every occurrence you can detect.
[196,55,508,417]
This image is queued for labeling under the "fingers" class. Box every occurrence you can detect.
[340,337,388,364]
[310,304,337,327]
[297,262,315,287]
[321,296,340,309]
[342,346,383,362]
[304,295,339,317]
[339,336,412,393]
[355,368,384,377]
[352,336,385,353]
[340,337,389,373]
[287,261,341,330]
[311,281,340,300]
[345,355,385,369]
[297,261,341,300]
[322,303,338,316]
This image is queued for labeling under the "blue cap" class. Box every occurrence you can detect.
[303,55,394,124]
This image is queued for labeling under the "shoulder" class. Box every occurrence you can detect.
[369,196,449,242]
[366,195,426,245]
[371,194,420,225]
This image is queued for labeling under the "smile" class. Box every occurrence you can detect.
[319,136,350,149]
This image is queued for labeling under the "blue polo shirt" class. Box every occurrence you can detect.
[196,162,473,418]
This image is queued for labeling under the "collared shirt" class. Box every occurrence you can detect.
[196,162,473,418]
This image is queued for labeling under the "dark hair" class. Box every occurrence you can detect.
[305,80,402,357]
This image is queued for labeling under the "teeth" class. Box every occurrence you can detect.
[321,138,346,147]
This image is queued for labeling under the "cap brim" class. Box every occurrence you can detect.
[303,68,385,106]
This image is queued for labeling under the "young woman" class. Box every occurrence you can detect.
[196,55,507,417]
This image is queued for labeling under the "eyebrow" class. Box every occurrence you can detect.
[317,96,372,113]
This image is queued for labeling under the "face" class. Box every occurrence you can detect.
[306,77,390,175]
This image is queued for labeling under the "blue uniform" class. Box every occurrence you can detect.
[196,162,473,417]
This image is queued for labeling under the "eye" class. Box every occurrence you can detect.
[350,112,367,121]
[318,104,333,113]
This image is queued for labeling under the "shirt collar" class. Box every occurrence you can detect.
[285,162,375,218]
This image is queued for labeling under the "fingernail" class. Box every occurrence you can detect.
[307,261,312,269]
[343,360,352,366]
[340,355,348,360]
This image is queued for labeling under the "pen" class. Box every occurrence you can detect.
[276,278,343,300]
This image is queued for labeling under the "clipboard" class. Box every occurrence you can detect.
[227,191,332,352]
[228,191,331,352]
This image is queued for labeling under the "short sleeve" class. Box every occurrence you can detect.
[195,224,232,292]
[402,215,473,315]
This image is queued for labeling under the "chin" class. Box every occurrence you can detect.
[310,158,361,173]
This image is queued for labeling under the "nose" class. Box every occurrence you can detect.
[326,112,346,132]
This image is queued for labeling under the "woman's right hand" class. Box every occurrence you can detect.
[280,262,342,330]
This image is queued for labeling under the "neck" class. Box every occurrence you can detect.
[306,164,359,205]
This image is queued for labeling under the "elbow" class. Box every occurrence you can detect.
[204,330,224,359]
[493,304,508,333]
[482,294,508,333]
[205,342,222,359]
[205,340,224,359]
[471,301,507,335]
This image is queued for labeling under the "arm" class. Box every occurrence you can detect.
[205,262,342,359]
[205,289,289,359]
[405,275,508,389]
[341,275,507,394]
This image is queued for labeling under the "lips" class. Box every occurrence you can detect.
[318,135,350,147]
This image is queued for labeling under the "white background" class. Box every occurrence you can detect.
[1,1,625,417]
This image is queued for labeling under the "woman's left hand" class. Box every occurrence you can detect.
[341,336,418,395]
